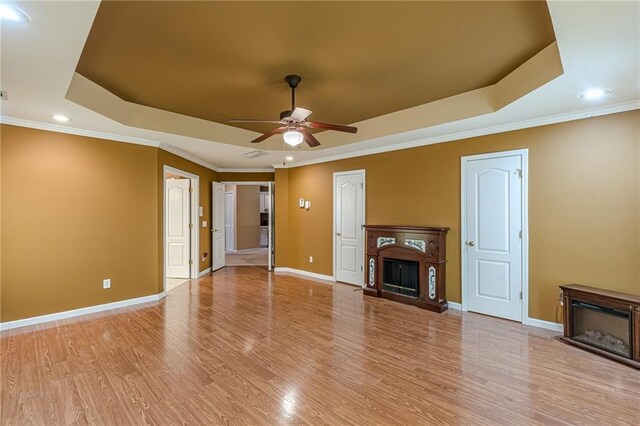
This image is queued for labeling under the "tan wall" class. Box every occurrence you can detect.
[218,172,274,182]
[157,149,218,288]
[1,125,159,322]
[275,110,640,323]
[235,185,260,249]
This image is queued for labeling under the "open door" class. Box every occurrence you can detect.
[212,182,226,271]
[268,182,275,271]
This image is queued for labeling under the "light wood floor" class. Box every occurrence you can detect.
[1,267,639,425]
[226,248,268,266]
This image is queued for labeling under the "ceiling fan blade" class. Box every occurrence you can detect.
[251,126,286,143]
[300,127,321,148]
[308,121,358,134]
[289,107,312,121]
[229,119,282,124]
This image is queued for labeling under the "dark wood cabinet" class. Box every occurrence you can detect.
[364,225,448,312]
[560,284,640,368]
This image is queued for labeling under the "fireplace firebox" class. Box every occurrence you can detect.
[364,225,449,312]
[383,258,419,297]
[561,284,640,368]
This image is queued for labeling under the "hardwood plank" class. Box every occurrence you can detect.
[1,266,639,425]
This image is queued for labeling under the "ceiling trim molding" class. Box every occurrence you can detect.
[274,99,640,169]
[0,115,161,147]
[158,144,219,172]
[0,115,274,173]
[217,168,275,173]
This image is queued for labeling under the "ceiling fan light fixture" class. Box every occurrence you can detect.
[283,129,304,147]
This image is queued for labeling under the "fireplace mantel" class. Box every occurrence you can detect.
[364,225,449,312]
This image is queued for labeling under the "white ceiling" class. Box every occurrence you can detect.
[1,1,639,171]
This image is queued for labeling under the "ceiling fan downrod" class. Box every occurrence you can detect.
[285,74,302,112]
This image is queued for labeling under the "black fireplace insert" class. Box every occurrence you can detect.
[382,258,419,297]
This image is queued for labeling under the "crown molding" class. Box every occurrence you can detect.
[274,99,640,169]
[158,144,219,172]
[0,115,161,147]
[216,167,275,173]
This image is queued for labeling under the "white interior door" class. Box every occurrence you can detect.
[212,182,226,271]
[335,171,365,286]
[268,182,274,271]
[166,178,190,278]
[464,154,524,321]
[225,192,235,251]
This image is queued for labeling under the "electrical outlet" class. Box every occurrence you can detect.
[309,256,314,263]
[299,198,305,208]
[103,279,111,289]
[202,220,208,227]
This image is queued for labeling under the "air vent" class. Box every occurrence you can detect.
[0,91,8,100]
[245,150,268,159]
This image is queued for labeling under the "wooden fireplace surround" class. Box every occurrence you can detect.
[364,225,449,312]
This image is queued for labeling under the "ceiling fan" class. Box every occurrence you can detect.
[229,75,358,148]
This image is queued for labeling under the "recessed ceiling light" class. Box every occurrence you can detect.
[51,114,71,123]
[579,88,610,100]
[285,156,294,162]
[0,3,31,23]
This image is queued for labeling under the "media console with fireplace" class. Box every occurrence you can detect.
[364,225,449,312]
[560,284,640,368]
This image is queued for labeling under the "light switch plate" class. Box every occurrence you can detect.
[202,220,208,227]
[199,206,204,217]
[305,200,311,210]
[103,279,111,289]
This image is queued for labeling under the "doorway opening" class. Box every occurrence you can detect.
[213,181,275,271]
[163,166,199,293]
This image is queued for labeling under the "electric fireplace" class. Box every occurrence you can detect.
[561,284,640,368]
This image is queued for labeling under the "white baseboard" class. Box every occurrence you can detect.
[273,267,335,283]
[447,301,462,310]
[198,267,212,278]
[525,317,564,332]
[446,302,563,332]
[0,292,166,332]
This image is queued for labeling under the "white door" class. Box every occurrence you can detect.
[166,178,191,278]
[268,182,275,271]
[464,153,524,321]
[335,171,365,286]
[225,192,235,251]
[212,182,226,271]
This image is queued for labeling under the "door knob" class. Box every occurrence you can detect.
[336,232,341,236]
[467,241,475,247]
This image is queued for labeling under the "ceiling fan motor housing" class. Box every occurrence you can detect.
[285,74,301,88]
[280,110,294,120]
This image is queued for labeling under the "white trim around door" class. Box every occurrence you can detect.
[333,169,366,286]
[163,165,199,292]
[461,149,529,323]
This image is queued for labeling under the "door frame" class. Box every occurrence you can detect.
[460,149,529,322]
[163,165,199,291]
[332,169,366,286]
[220,181,275,271]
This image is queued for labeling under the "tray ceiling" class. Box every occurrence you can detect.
[76,1,555,134]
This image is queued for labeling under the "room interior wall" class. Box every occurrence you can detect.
[0,125,232,322]
[275,110,640,323]
[1,125,160,322]
[218,172,274,182]
[235,185,260,250]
